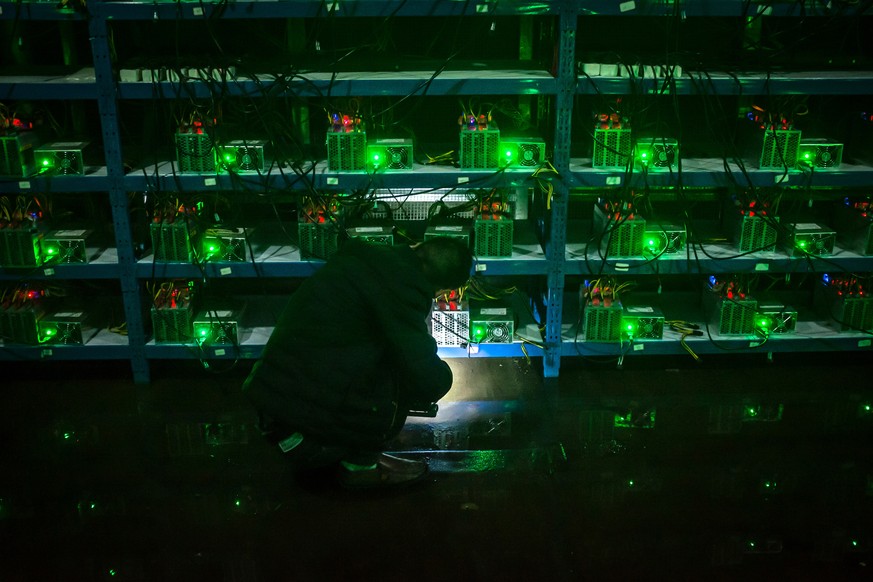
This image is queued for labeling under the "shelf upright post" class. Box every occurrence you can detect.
[89,8,149,385]
[542,1,577,378]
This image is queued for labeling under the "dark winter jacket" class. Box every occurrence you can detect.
[243,239,452,449]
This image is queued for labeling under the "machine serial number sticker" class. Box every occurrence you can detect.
[619,1,636,12]
[606,177,622,185]
[458,177,469,184]
[859,339,872,348]
[219,267,232,276]
[214,348,226,356]
[475,263,487,272]
[481,308,507,315]
[633,344,645,351]
[18,181,30,189]
[192,7,204,15]
[44,268,55,276]
[326,177,339,185]
[755,263,769,271]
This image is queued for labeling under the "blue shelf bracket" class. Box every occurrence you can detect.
[88,15,150,385]
[542,2,577,378]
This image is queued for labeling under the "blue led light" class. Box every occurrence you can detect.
[823,273,830,284]
[709,275,717,287]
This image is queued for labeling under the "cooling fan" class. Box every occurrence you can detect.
[636,138,678,170]
[34,142,88,176]
[499,138,545,168]
[385,146,410,170]
[470,307,515,344]
[367,139,413,172]
[218,140,266,172]
[798,140,843,170]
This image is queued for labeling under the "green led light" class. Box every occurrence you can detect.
[197,328,208,337]
[804,152,811,159]
[640,152,647,158]
[852,540,858,547]
[472,325,486,340]
[109,570,117,577]
[63,432,72,440]
[43,328,55,337]
[747,407,757,417]
[41,159,51,166]
[45,247,57,255]
[863,404,871,412]
[628,480,635,487]
[505,150,513,158]
[372,154,380,161]
[234,499,241,507]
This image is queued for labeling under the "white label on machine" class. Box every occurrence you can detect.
[354,227,384,233]
[755,263,770,271]
[327,177,339,185]
[54,230,87,237]
[627,306,654,313]
[633,344,645,351]
[475,263,487,272]
[213,310,234,318]
[859,339,872,348]
[606,177,622,185]
[204,178,217,187]
[18,181,30,189]
[458,177,469,184]
[794,223,821,230]
[480,308,507,316]
[619,1,636,12]
[436,226,464,232]
[53,312,83,318]
[220,267,232,276]
[193,7,204,15]
[214,348,226,356]
[44,268,55,276]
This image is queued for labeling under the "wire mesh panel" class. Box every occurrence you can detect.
[593,128,632,168]
[460,128,500,170]
[583,304,623,342]
[431,309,470,347]
[175,133,216,173]
[759,129,801,169]
[326,131,367,171]
[474,218,513,257]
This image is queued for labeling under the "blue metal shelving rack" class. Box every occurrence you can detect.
[3,0,873,382]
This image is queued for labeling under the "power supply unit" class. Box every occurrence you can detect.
[470,306,514,344]
[38,310,91,345]
[499,138,546,168]
[0,132,39,177]
[346,225,394,246]
[217,139,267,172]
[175,131,216,173]
[703,287,758,335]
[366,139,414,172]
[834,201,873,255]
[424,223,473,246]
[474,217,513,257]
[150,220,198,262]
[732,214,780,253]
[0,304,43,345]
[593,203,646,258]
[34,141,88,176]
[593,128,632,169]
[298,221,339,260]
[635,137,679,171]
[0,224,43,268]
[459,126,500,170]
[797,139,843,170]
[202,227,251,262]
[755,300,798,335]
[326,129,367,172]
[583,302,624,342]
[782,222,836,257]
[431,305,470,347]
[759,128,802,169]
[815,276,873,332]
[193,307,245,346]
[42,229,93,264]
[621,306,665,340]
[644,223,686,255]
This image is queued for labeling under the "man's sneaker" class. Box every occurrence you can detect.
[337,453,429,490]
